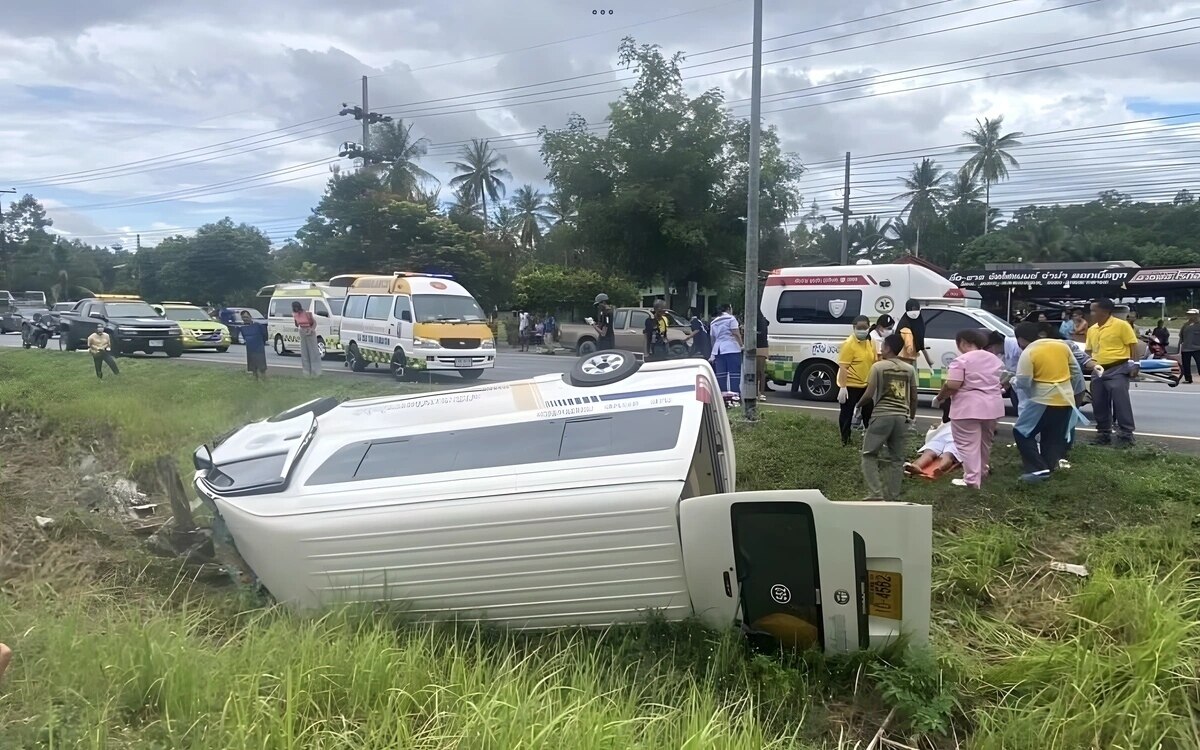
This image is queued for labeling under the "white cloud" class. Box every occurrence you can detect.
[1,0,1197,243]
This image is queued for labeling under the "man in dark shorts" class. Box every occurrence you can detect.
[239,309,268,380]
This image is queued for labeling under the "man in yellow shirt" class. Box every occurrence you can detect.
[836,315,879,446]
[87,324,120,380]
[1085,297,1138,446]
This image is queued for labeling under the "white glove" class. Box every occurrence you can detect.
[1093,364,1104,378]
[837,387,849,403]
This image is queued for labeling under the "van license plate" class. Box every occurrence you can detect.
[454,358,472,368]
[149,340,163,347]
[866,570,902,620]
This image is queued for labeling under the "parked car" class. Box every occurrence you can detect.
[0,292,49,334]
[152,301,232,352]
[58,295,184,356]
[557,307,692,357]
[191,353,933,654]
[220,307,267,345]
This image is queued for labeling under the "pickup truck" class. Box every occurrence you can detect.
[557,307,693,357]
[58,296,185,356]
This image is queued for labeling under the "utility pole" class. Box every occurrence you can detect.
[831,152,851,265]
[338,77,392,169]
[0,188,16,286]
[740,0,763,422]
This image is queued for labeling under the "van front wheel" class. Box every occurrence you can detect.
[390,349,408,381]
[798,361,837,402]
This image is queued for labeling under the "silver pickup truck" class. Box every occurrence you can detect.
[557,307,693,357]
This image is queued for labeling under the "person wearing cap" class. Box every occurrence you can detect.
[1179,308,1200,384]
[593,294,615,351]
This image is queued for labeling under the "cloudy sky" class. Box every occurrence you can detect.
[1,0,1197,249]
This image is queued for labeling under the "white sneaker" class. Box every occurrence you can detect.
[1058,459,1071,470]
[951,478,969,487]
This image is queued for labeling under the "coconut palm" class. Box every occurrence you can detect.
[371,120,436,200]
[1017,219,1068,262]
[949,167,984,207]
[447,139,511,227]
[545,191,576,227]
[958,115,1023,234]
[511,185,553,251]
[893,158,950,257]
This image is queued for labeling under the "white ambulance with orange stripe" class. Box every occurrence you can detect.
[761,263,1014,401]
[339,272,496,380]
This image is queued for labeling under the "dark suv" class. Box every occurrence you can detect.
[59,296,184,356]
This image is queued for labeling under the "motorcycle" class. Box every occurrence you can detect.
[21,312,57,349]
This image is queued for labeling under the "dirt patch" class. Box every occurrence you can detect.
[0,410,228,589]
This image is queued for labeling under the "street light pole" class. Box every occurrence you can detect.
[740,0,764,421]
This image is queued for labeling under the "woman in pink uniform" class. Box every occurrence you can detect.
[935,329,1005,489]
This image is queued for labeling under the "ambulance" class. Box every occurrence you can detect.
[338,272,495,380]
[258,277,362,359]
[761,263,1012,401]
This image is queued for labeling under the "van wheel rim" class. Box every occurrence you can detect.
[581,352,625,375]
[807,370,832,397]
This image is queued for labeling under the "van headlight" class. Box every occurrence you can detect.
[482,339,495,349]
[414,336,439,348]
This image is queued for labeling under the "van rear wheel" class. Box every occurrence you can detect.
[274,335,290,356]
[798,361,837,402]
[569,351,641,387]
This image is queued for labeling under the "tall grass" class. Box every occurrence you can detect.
[2,349,1200,747]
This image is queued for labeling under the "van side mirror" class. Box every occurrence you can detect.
[401,311,412,323]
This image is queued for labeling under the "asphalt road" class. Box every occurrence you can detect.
[4,332,1199,452]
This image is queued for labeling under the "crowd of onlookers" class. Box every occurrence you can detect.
[836,298,1185,501]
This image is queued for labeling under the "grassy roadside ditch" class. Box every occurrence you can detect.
[1,350,1197,748]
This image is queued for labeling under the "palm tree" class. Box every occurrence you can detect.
[893,158,950,257]
[447,139,511,227]
[511,185,553,251]
[958,116,1023,234]
[948,167,984,207]
[545,191,576,227]
[371,120,436,200]
[1017,219,1068,262]
[448,185,481,218]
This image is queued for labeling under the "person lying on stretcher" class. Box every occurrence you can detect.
[904,421,962,480]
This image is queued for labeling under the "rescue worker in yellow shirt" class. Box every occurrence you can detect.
[1085,297,1139,446]
[836,315,878,446]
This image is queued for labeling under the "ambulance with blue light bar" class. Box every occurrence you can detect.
[761,262,1014,401]
[338,272,495,380]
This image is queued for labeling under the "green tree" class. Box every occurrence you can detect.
[512,264,639,317]
[545,192,576,227]
[1016,219,1070,262]
[136,218,272,304]
[448,139,511,228]
[510,185,553,253]
[958,115,1023,234]
[370,119,436,200]
[894,158,950,257]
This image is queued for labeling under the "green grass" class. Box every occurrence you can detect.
[2,349,1199,748]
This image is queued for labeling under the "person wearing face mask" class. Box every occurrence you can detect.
[869,314,895,358]
[836,315,878,445]
[895,300,934,369]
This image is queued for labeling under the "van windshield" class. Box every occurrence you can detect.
[413,294,486,322]
[974,310,1014,338]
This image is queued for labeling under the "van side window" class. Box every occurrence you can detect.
[306,406,685,485]
[776,290,862,324]
[343,295,367,319]
[614,310,628,329]
[328,299,345,316]
[364,296,391,321]
[393,296,413,322]
[922,310,976,341]
[313,301,331,318]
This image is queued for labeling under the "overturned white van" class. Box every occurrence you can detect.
[192,353,932,654]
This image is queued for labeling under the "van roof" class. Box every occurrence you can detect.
[348,272,468,296]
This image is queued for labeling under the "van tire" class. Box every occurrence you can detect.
[274,334,290,356]
[390,348,408,381]
[576,338,598,356]
[459,369,484,380]
[569,351,641,387]
[798,361,837,402]
[316,337,327,359]
[347,343,367,372]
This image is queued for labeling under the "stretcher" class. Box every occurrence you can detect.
[1135,358,1181,387]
